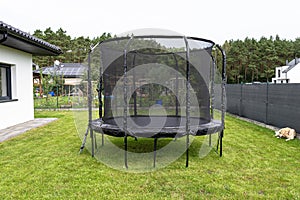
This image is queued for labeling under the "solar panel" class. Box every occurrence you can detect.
[37,63,87,77]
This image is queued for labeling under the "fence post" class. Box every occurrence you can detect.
[239,84,243,116]
[265,83,269,124]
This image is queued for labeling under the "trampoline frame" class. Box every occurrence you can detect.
[79,35,226,168]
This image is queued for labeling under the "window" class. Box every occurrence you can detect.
[0,64,12,101]
[278,69,281,78]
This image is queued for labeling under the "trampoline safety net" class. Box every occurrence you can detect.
[76,29,226,171]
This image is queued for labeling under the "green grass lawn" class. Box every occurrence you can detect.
[0,111,299,199]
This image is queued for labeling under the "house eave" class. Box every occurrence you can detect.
[0,21,62,56]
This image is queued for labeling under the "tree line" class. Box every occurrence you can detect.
[32,28,300,84]
[222,36,300,83]
[32,28,112,68]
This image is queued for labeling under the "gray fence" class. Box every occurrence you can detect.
[226,84,300,133]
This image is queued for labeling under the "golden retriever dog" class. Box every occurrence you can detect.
[275,127,297,141]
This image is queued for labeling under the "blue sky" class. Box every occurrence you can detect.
[1,0,299,44]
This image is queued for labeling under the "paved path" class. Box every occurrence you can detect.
[0,118,57,143]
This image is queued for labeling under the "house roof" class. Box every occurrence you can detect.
[33,63,87,78]
[283,58,300,73]
[0,21,62,56]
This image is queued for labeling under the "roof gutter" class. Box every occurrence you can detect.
[8,31,62,55]
[0,29,8,43]
[0,21,62,55]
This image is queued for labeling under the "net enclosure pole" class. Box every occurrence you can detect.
[132,53,137,116]
[216,44,226,157]
[99,48,103,120]
[123,37,134,169]
[172,53,179,116]
[210,56,216,119]
[123,47,128,169]
[80,44,100,154]
[88,48,94,157]
[98,42,104,146]
[208,56,216,147]
[184,36,191,167]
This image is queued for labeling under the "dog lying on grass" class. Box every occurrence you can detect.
[275,127,297,141]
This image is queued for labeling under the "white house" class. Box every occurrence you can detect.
[272,58,300,83]
[0,21,61,129]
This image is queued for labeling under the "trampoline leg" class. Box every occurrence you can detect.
[186,135,189,168]
[216,132,220,151]
[124,135,128,169]
[153,138,158,168]
[220,130,223,157]
[209,133,212,147]
[186,148,189,167]
[79,126,89,154]
[91,129,95,157]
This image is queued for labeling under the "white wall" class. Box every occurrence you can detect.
[0,45,34,130]
[287,63,300,83]
[272,66,288,83]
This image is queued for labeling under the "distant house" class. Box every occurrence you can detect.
[33,63,87,96]
[272,58,300,83]
[0,21,62,129]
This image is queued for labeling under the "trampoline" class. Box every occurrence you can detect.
[91,116,223,138]
[79,30,226,168]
